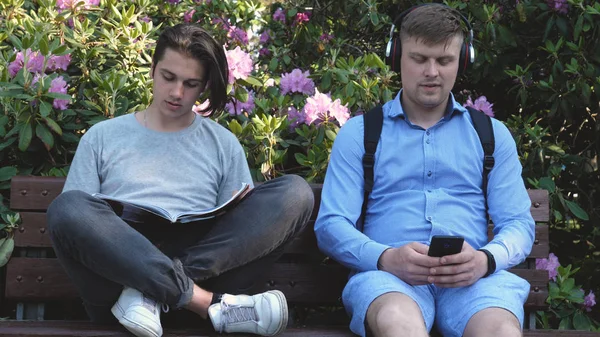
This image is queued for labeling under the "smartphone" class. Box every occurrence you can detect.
[427,235,464,257]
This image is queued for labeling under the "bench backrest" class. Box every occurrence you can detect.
[4,176,550,311]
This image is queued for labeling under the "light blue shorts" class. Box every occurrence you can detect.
[342,269,530,337]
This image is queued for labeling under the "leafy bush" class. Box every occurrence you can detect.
[0,0,598,328]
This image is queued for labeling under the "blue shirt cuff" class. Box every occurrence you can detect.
[361,242,393,271]
[481,243,509,272]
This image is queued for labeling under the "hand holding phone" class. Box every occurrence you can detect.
[427,235,464,257]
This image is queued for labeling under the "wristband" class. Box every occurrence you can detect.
[478,248,496,277]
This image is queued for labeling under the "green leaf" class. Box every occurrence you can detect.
[0,166,17,182]
[573,312,591,331]
[36,124,54,148]
[0,236,14,268]
[39,36,49,56]
[43,117,63,135]
[369,12,379,26]
[558,317,572,330]
[565,200,589,220]
[51,44,68,56]
[8,35,23,50]
[546,144,565,155]
[234,87,249,103]
[538,177,555,192]
[321,72,332,91]
[18,122,33,151]
[242,76,262,87]
[228,119,243,136]
[283,55,291,65]
[269,58,278,72]
[39,101,52,117]
[325,129,337,141]
[44,92,71,100]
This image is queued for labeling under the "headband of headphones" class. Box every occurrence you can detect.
[384,3,475,73]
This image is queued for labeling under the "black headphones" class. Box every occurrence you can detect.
[384,4,475,75]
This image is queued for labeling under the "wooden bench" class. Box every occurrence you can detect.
[0,175,592,336]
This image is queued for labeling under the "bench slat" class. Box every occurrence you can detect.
[10,177,548,222]
[12,213,550,259]
[5,257,548,309]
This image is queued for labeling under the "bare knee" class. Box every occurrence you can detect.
[366,292,428,337]
[464,308,521,337]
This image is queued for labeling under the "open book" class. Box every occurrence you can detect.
[93,183,252,224]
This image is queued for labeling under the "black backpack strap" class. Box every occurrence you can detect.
[358,105,384,232]
[466,107,495,222]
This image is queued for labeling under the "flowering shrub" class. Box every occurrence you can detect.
[536,253,598,330]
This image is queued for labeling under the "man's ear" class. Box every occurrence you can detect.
[150,63,156,79]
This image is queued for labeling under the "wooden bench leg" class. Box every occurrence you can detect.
[14,248,47,320]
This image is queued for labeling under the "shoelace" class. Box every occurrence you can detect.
[218,298,258,333]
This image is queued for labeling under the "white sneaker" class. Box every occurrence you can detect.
[111,287,167,337]
[208,290,288,336]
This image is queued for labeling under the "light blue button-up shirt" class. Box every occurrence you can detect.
[314,91,535,274]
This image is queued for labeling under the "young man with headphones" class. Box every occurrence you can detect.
[314,4,535,337]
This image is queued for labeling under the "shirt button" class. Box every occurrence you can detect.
[426,130,430,135]
[427,171,432,177]
[427,216,432,221]
[426,139,431,144]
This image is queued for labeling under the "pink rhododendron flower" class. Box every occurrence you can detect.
[140,16,151,23]
[583,291,596,312]
[8,49,45,77]
[259,30,272,44]
[303,89,349,126]
[273,8,285,23]
[49,76,70,110]
[47,54,71,72]
[536,252,560,281]
[320,33,334,42]
[225,46,253,84]
[548,0,568,14]
[166,0,181,4]
[295,12,310,25]
[464,95,494,117]
[184,9,196,23]
[226,90,255,116]
[227,26,248,45]
[56,0,99,10]
[280,69,315,96]
[259,48,271,57]
[287,106,305,129]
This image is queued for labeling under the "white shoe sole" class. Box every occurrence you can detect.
[266,290,288,336]
[111,302,161,337]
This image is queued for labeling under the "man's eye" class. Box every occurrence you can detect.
[163,75,174,81]
[185,83,199,88]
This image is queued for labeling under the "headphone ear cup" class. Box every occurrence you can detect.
[391,38,402,72]
[385,40,393,68]
[458,41,468,75]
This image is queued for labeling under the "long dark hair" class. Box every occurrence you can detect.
[152,24,229,114]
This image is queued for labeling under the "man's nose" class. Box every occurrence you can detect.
[423,60,439,77]
[171,82,184,98]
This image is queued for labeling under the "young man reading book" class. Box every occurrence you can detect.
[46,24,314,337]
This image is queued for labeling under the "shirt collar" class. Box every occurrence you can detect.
[388,89,467,120]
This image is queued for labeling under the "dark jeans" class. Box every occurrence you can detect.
[47,175,314,324]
